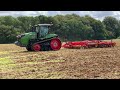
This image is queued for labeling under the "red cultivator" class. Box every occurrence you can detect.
[62,40,116,49]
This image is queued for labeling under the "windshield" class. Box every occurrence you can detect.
[40,26,48,37]
[29,26,49,36]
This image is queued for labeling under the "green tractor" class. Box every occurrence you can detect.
[15,24,61,51]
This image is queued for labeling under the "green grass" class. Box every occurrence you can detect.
[0,57,16,74]
[0,49,66,79]
[0,57,13,65]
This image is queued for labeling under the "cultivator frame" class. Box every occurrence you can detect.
[62,40,116,49]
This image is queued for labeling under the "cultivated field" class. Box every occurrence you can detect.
[0,39,120,79]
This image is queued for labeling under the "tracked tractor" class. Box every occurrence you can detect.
[15,24,61,51]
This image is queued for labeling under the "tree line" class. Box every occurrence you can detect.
[0,14,120,44]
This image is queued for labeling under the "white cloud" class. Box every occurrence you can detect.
[0,11,120,21]
[36,11,48,16]
[0,11,48,17]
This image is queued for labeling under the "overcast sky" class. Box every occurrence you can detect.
[0,11,120,21]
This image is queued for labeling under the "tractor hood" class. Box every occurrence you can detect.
[24,32,36,37]
[16,32,36,39]
[16,32,36,41]
[43,34,58,39]
[15,32,36,47]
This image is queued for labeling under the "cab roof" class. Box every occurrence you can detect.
[34,24,53,27]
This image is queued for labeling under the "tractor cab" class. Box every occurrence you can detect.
[31,24,53,38]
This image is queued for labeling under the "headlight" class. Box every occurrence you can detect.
[16,34,25,39]
[17,35,21,38]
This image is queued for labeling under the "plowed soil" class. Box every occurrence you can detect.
[0,39,120,79]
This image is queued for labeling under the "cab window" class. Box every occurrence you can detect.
[40,26,48,37]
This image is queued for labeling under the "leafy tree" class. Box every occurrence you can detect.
[0,14,120,44]
[103,16,120,39]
